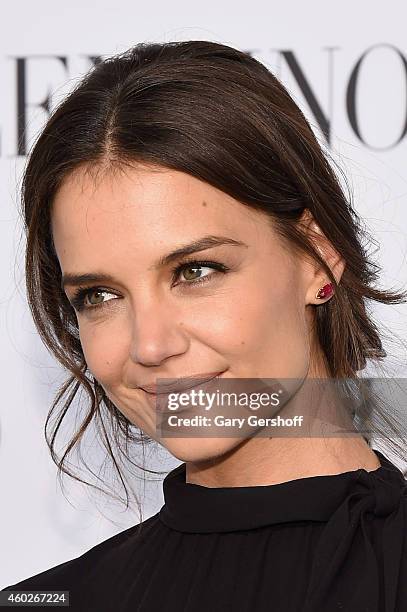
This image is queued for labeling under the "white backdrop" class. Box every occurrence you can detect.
[1,0,406,588]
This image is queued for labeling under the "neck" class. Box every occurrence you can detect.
[185,435,381,488]
[185,366,381,487]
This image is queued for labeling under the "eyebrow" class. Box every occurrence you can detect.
[61,235,247,290]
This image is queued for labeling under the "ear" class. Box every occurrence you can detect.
[298,208,346,305]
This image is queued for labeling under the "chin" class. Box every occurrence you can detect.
[159,436,245,464]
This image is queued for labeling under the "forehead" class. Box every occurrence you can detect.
[51,163,269,271]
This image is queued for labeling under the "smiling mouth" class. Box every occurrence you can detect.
[140,371,227,396]
[142,371,226,411]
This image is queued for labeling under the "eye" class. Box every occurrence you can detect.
[179,265,210,282]
[173,261,228,285]
[172,260,228,287]
[68,259,229,313]
[69,287,118,313]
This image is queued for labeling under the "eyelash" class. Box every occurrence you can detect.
[69,259,229,313]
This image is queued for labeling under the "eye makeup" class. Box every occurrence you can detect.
[68,258,230,313]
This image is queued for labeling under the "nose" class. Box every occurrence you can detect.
[128,299,189,367]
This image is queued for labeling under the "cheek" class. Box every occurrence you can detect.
[78,321,127,387]
[211,265,309,376]
[255,273,309,377]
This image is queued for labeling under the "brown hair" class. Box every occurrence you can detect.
[20,40,407,518]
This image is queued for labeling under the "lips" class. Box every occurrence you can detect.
[138,371,225,395]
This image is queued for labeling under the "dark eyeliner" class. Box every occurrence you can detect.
[69,259,230,313]
[170,259,229,287]
[69,286,102,313]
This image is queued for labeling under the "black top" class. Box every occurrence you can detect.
[2,448,407,611]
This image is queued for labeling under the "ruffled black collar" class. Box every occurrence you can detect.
[159,449,406,533]
[159,449,407,610]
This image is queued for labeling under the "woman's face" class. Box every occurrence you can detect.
[51,163,337,463]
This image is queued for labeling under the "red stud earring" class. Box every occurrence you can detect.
[315,282,334,300]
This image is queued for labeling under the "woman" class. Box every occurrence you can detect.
[2,40,407,611]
